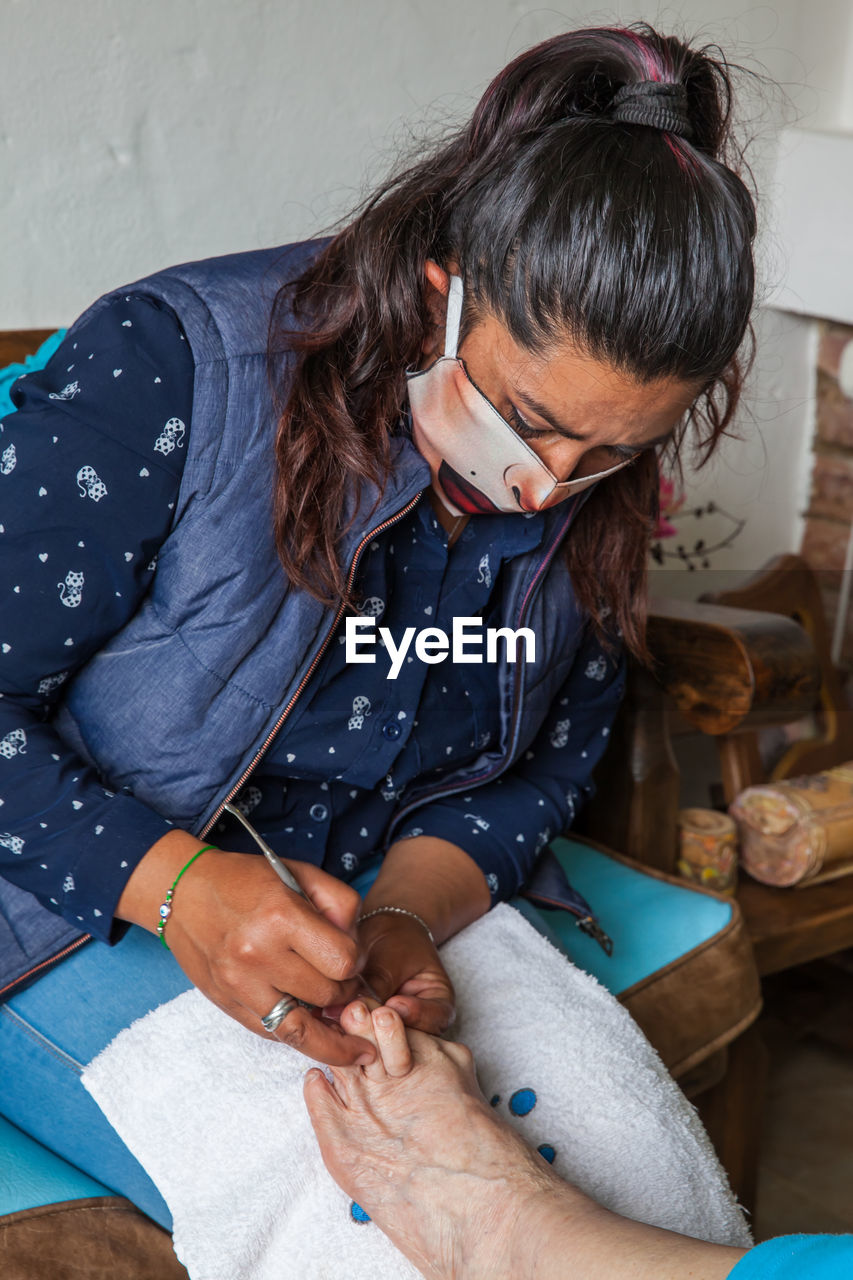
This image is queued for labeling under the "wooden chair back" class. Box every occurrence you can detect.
[701,554,853,800]
[0,330,57,367]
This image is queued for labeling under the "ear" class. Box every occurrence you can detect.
[424,259,450,295]
[421,259,451,357]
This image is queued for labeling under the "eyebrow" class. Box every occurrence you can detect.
[513,387,675,453]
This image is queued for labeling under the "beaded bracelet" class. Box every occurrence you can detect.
[157,845,217,950]
[358,905,436,945]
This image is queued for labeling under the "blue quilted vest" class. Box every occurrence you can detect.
[0,240,589,998]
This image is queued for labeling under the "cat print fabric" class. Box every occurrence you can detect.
[0,292,625,941]
[0,294,194,936]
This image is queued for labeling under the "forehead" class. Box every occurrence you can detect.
[465,310,699,438]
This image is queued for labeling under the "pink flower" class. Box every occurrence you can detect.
[654,472,685,540]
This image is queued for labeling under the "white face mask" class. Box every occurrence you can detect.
[406,276,635,516]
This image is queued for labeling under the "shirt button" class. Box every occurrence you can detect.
[382,720,402,740]
[309,803,328,822]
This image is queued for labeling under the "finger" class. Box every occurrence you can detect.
[259,949,364,1011]
[371,1006,413,1078]
[359,955,396,1006]
[340,1000,386,1082]
[249,997,377,1068]
[284,895,364,984]
[323,973,382,1021]
[286,861,362,935]
[386,994,455,1035]
[215,885,364,995]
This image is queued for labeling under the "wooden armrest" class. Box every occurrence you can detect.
[0,330,57,366]
[647,596,820,735]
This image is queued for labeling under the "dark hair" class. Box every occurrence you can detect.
[269,22,758,661]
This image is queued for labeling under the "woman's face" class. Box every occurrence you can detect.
[420,264,700,502]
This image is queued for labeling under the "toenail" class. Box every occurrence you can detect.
[351,1002,367,1022]
[375,1010,394,1028]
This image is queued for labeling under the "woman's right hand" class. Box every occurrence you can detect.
[116,830,378,1068]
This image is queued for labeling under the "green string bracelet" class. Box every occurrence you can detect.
[157,845,217,950]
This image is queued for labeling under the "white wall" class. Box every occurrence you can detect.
[1,1,841,582]
[1,0,811,326]
[787,0,853,129]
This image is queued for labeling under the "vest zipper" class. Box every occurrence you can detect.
[0,934,93,1003]
[200,491,425,839]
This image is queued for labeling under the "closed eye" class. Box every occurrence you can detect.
[506,404,546,440]
[604,443,643,462]
[508,405,643,462]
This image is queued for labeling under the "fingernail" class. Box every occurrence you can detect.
[356,1052,375,1067]
[351,1002,367,1023]
[375,1010,394,1028]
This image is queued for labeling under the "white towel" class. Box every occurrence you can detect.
[82,904,751,1279]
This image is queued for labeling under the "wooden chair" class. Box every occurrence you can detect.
[0,330,56,367]
[583,559,853,1207]
[702,555,853,975]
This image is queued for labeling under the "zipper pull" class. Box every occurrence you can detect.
[575,915,614,956]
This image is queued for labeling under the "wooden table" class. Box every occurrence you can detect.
[738,873,853,976]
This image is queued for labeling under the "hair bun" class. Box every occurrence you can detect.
[611,80,692,139]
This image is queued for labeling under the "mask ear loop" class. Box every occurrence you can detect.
[444,275,464,358]
[551,454,636,490]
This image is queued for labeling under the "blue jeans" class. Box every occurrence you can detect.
[0,926,192,1228]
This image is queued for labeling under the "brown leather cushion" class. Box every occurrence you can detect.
[585,839,764,1079]
[0,1196,188,1279]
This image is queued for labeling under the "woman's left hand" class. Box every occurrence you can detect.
[354,911,455,1035]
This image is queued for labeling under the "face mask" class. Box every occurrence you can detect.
[406,275,635,516]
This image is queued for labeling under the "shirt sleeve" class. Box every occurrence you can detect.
[392,623,626,904]
[727,1235,853,1279]
[0,293,193,942]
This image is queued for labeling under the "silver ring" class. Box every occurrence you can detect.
[261,994,299,1034]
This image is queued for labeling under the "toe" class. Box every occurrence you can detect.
[341,1000,386,1081]
[371,1007,413,1078]
[303,1067,346,1120]
[303,1070,354,1186]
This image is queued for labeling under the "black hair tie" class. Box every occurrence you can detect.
[611,80,693,140]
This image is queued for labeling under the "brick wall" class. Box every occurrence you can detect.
[802,322,853,666]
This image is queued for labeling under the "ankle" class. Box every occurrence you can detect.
[498,1175,603,1280]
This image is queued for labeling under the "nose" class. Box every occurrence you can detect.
[537,439,587,483]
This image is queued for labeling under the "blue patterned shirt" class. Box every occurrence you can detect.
[0,296,625,942]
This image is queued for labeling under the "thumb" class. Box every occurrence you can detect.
[359,945,396,1004]
[284,860,361,935]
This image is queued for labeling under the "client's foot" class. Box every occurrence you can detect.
[303,1002,580,1279]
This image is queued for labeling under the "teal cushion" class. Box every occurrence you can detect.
[516,836,733,995]
[0,1114,114,1216]
[0,329,66,417]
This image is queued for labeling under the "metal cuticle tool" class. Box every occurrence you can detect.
[222,800,308,898]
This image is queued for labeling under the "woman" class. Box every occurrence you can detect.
[0,23,756,1228]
